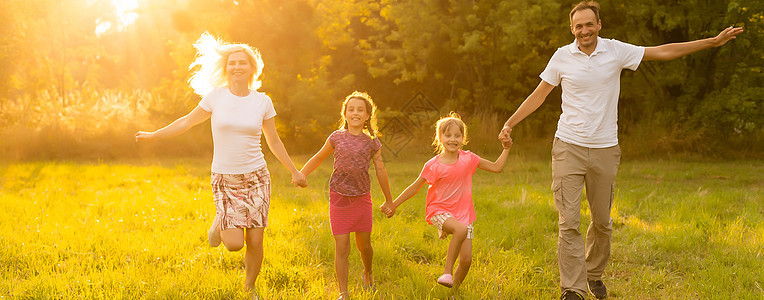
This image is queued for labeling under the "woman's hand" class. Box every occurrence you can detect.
[135,131,155,142]
[291,171,307,188]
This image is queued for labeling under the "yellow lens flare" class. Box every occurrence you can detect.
[95,0,139,36]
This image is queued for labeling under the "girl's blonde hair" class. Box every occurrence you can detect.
[337,91,380,138]
[433,112,468,154]
[188,32,264,96]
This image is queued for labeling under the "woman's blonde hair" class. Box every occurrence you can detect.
[187,32,264,96]
[433,112,468,154]
[337,91,380,138]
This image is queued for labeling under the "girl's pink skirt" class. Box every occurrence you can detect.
[329,190,372,235]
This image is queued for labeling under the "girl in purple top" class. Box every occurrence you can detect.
[300,91,394,300]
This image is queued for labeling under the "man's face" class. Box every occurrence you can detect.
[570,8,601,51]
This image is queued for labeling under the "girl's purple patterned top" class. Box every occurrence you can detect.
[329,130,382,196]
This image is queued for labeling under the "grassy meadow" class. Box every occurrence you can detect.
[0,154,762,299]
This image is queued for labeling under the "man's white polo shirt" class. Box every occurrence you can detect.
[540,37,644,148]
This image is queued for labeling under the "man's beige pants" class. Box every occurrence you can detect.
[551,138,620,296]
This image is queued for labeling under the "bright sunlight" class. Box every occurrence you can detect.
[95,0,139,36]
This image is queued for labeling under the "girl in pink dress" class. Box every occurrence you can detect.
[381,112,512,295]
[300,91,394,300]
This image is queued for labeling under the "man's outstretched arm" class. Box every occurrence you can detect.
[643,26,743,61]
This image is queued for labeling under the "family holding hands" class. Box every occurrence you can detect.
[298,92,512,299]
[135,1,743,299]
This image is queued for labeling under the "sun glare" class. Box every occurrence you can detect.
[95,0,140,36]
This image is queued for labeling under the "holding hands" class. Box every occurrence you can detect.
[379,201,396,218]
[382,130,512,219]
[498,126,513,149]
[291,171,308,188]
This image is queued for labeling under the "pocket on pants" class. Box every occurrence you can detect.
[551,138,566,194]
[551,178,570,225]
[551,138,567,161]
[551,178,565,212]
[551,177,561,194]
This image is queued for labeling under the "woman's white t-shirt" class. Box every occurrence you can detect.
[198,87,276,174]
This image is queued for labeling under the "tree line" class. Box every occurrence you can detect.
[0,0,761,159]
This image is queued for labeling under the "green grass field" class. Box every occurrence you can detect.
[1,155,762,299]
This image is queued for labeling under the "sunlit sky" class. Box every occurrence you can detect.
[95,0,139,36]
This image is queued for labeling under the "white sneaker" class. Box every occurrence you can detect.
[208,214,222,247]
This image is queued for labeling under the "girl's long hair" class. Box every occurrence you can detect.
[337,91,381,138]
[433,112,468,154]
[187,32,264,96]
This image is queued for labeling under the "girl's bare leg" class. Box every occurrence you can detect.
[355,232,374,286]
[334,233,352,298]
[452,239,473,293]
[441,218,468,276]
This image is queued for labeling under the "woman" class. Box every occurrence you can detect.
[135,32,306,298]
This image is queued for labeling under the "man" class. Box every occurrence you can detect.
[497,2,743,299]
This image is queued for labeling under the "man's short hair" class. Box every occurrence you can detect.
[570,1,600,21]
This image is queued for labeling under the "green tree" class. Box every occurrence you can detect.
[608,0,763,153]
